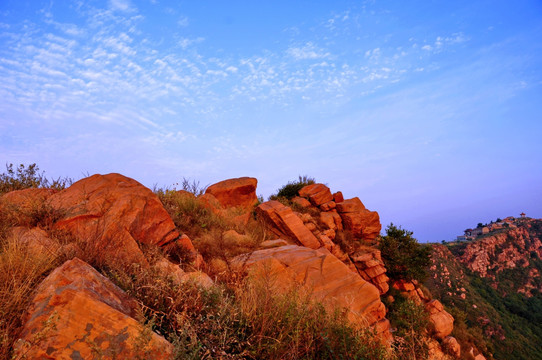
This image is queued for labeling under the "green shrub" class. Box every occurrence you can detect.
[269,175,315,200]
[379,224,432,282]
[0,163,72,195]
[387,296,429,360]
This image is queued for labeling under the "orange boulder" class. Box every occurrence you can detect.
[298,183,333,206]
[425,300,455,339]
[336,198,381,241]
[46,173,185,265]
[14,258,173,359]
[232,245,389,331]
[205,177,258,209]
[256,200,320,249]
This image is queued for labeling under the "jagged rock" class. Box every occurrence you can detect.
[298,183,333,206]
[336,197,381,241]
[319,201,336,211]
[231,245,390,340]
[425,300,454,339]
[442,336,461,358]
[14,258,173,359]
[47,173,191,265]
[205,177,258,209]
[256,200,320,249]
[333,191,344,203]
[320,211,343,231]
[351,247,389,294]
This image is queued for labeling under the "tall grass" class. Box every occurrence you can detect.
[0,225,60,359]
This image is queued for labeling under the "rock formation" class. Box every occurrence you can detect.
[13,258,173,359]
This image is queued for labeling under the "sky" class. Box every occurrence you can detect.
[1,0,541,242]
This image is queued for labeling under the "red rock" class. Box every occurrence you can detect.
[175,189,196,199]
[364,265,387,278]
[320,211,342,231]
[45,174,188,266]
[319,201,336,211]
[442,336,461,358]
[205,177,258,209]
[393,280,416,292]
[198,192,223,214]
[291,196,312,208]
[232,245,389,333]
[336,197,366,213]
[298,184,333,206]
[425,300,454,339]
[14,258,173,359]
[260,239,289,248]
[322,228,336,240]
[339,209,381,241]
[318,234,335,251]
[256,200,320,249]
[333,191,344,203]
[154,258,213,289]
[0,188,57,225]
[9,226,61,257]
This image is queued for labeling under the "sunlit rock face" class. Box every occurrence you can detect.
[14,258,173,360]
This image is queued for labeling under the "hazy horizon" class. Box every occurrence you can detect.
[1,0,541,242]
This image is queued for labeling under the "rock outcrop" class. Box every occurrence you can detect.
[232,245,392,343]
[335,197,381,242]
[14,258,173,359]
[204,177,258,210]
[256,200,320,249]
[425,299,454,339]
[46,173,193,265]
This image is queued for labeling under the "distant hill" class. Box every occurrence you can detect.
[426,217,542,360]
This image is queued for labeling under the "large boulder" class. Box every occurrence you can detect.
[14,258,173,359]
[336,197,381,241]
[232,245,389,339]
[46,173,187,265]
[204,177,258,210]
[298,184,333,207]
[256,201,320,249]
[425,299,454,339]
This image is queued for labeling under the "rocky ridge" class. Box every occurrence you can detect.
[0,173,470,359]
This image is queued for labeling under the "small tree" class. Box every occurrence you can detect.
[379,224,432,282]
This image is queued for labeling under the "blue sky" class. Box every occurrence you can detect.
[1,0,541,242]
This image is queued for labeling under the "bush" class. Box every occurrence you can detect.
[379,224,432,282]
[269,175,315,200]
[387,296,429,360]
[0,163,72,195]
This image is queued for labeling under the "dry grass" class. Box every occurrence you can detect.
[0,228,60,359]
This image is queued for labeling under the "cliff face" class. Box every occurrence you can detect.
[451,219,542,295]
[426,218,542,360]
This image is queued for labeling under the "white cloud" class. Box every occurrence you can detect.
[178,37,204,49]
[287,42,330,60]
[110,0,133,12]
[177,16,189,27]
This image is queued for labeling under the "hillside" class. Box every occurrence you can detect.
[0,165,487,359]
[426,218,542,360]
